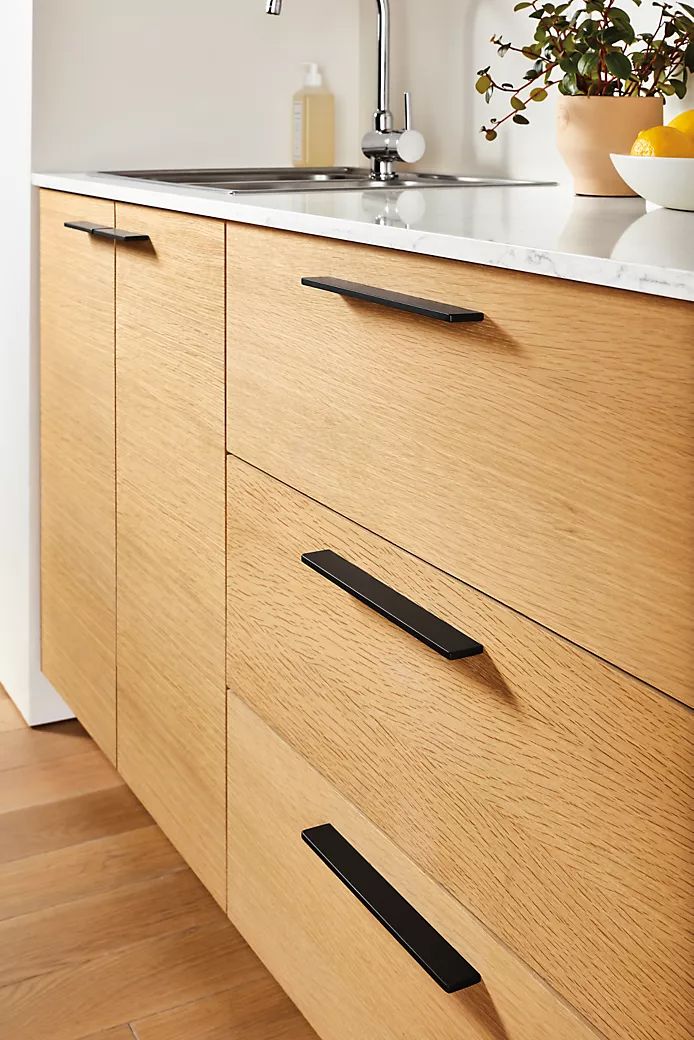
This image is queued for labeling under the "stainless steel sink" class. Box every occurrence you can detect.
[102,166,553,194]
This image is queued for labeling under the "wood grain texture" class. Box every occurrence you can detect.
[0,687,25,732]
[0,748,122,814]
[0,924,243,1040]
[0,718,90,772]
[226,223,694,706]
[78,1029,135,1040]
[0,826,183,922]
[228,695,604,1040]
[131,954,319,1040]
[40,190,117,761]
[0,709,314,1040]
[115,204,227,906]
[226,457,694,1040]
[0,786,150,865]
[0,869,223,987]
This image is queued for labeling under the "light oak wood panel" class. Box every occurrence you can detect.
[0,924,244,1040]
[0,748,122,814]
[40,190,117,761]
[228,696,604,1040]
[132,955,319,1040]
[80,1029,135,1040]
[0,826,183,922]
[0,786,150,865]
[115,204,227,906]
[226,457,694,1040]
[226,223,694,706]
[0,718,90,772]
[0,870,222,987]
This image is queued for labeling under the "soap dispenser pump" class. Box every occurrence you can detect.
[292,62,335,168]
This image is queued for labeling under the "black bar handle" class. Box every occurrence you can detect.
[64,221,150,243]
[64,220,107,234]
[302,549,483,660]
[92,227,150,243]
[302,824,482,993]
[301,276,484,324]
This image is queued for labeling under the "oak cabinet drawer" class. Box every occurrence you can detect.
[228,695,603,1040]
[226,456,693,1040]
[226,222,694,706]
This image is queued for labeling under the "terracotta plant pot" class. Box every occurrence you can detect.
[556,96,664,196]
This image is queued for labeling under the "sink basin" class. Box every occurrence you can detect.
[102,166,553,194]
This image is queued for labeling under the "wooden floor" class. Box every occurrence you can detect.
[0,686,318,1040]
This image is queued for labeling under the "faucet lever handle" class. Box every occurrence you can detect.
[403,91,412,131]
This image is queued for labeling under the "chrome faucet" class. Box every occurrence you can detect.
[265,0,426,180]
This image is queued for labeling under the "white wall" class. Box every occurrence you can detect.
[383,0,691,180]
[33,0,362,170]
[33,0,693,178]
[1,0,71,724]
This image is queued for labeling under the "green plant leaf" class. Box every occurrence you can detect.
[476,75,492,94]
[529,86,549,100]
[578,52,599,76]
[607,8,633,29]
[686,38,694,72]
[485,129,498,141]
[511,95,527,110]
[605,51,633,79]
[513,113,531,124]
[513,1,532,9]
[668,77,688,98]
[560,54,579,72]
[560,70,579,94]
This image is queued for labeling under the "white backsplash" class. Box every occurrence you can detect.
[31,0,694,178]
[32,0,362,170]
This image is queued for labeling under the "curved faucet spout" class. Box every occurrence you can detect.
[266,0,392,131]
[265,0,423,180]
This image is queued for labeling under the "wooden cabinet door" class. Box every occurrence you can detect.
[39,190,117,763]
[115,204,227,906]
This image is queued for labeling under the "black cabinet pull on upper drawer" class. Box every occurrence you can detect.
[301,277,484,324]
[301,549,483,660]
[302,823,482,994]
[64,221,150,243]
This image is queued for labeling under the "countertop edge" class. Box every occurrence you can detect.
[32,172,694,303]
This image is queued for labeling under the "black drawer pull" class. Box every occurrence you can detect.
[64,220,108,234]
[64,221,150,243]
[302,824,482,993]
[301,549,483,660]
[301,276,484,324]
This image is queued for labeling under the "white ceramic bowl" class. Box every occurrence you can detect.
[610,154,694,211]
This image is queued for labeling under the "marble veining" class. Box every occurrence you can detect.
[32,171,694,302]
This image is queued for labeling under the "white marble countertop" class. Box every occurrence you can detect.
[33,170,694,302]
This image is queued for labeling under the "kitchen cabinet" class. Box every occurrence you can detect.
[227,223,694,707]
[115,204,227,907]
[227,454,693,1040]
[39,185,693,1040]
[39,195,227,905]
[40,190,117,763]
[228,693,603,1040]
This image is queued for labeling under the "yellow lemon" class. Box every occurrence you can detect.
[668,109,694,140]
[630,125,694,158]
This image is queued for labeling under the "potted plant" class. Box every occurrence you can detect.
[476,0,694,195]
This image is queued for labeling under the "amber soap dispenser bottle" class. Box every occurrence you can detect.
[292,62,335,167]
